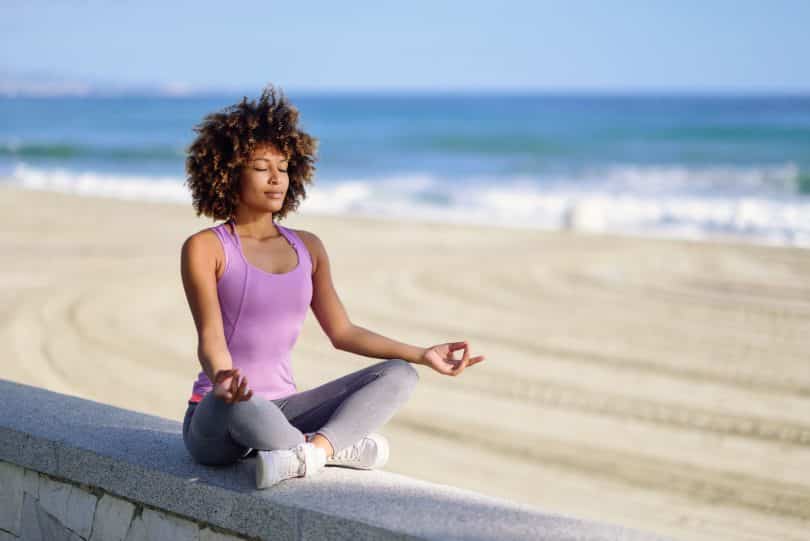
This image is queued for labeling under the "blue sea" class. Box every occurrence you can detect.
[2,92,809,247]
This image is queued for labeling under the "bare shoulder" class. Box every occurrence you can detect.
[288,228,323,273]
[183,227,225,279]
[184,227,221,254]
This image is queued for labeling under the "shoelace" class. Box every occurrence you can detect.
[333,439,367,465]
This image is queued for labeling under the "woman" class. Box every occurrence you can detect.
[180,84,486,489]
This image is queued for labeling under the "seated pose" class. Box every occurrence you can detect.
[180,84,486,489]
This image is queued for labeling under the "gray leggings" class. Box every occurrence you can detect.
[182,358,419,466]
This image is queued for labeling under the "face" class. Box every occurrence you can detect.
[237,143,290,213]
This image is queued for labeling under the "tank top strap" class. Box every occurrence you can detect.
[211,221,237,250]
[210,221,240,272]
[275,223,296,247]
[276,224,313,270]
[211,221,229,244]
[216,218,311,271]
[221,219,238,243]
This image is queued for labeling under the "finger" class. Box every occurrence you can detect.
[220,368,238,383]
[433,362,453,376]
[449,341,467,351]
[450,358,468,376]
[243,389,254,401]
[468,357,485,367]
[238,376,248,398]
[448,344,467,363]
[454,351,483,372]
[454,350,467,364]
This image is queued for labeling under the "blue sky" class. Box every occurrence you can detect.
[2,0,809,93]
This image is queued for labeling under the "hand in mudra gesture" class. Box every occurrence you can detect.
[213,368,254,403]
[420,341,485,376]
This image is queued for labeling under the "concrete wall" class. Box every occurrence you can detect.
[0,461,245,540]
[0,379,673,541]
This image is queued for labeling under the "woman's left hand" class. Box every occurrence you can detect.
[419,341,485,376]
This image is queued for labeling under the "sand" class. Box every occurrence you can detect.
[2,183,809,541]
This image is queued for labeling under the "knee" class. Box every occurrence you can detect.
[382,358,419,395]
[229,399,300,451]
[227,400,259,439]
[183,435,239,467]
[228,398,261,423]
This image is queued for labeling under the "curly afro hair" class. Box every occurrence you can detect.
[184,84,318,222]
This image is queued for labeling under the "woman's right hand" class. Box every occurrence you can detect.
[213,368,253,403]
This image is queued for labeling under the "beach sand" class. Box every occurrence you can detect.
[2,183,809,541]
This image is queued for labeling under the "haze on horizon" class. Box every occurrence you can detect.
[1,0,808,96]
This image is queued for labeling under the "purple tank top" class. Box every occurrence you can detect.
[189,217,313,403]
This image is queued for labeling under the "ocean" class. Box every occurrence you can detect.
[2,92,809,247]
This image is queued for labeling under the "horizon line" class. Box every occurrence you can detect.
[3,85,810,99]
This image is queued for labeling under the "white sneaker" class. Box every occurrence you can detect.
[255,442,327,489]
[326,433,389,470]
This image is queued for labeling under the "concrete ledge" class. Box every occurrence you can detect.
[0,379,672,540]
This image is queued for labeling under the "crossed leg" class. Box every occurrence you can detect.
[182,358,419,466]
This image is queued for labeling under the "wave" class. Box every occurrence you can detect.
[396,127,810,156]
[3,162,809,249]
[0,141,184,161]
[647,125,810,142]
[1,162,189,202]
[401,134,567,155]
[569,162,805,196]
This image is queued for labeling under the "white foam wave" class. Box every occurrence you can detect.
[4,162,190,202]
[4,162,809,249]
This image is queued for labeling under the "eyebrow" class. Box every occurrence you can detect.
[253,157,289,162]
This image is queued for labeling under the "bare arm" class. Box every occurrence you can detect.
[180,231,234,382]
[302,230,426,365]
[335,325,426,365]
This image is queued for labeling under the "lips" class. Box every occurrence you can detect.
[264,191,284,198]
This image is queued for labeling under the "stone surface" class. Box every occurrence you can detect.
[37,476,97,539]
[63,484,98,539]
[0,462,23,536]
[23,468,40,498]
[1,379,673,541]
[124,508,199,541]
[200,526,250,541]
[89,493,136,541]
[20,491,83,541]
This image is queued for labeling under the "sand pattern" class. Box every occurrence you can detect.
[2,184,809,541]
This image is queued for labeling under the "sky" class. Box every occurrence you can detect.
[2,0,809,94]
